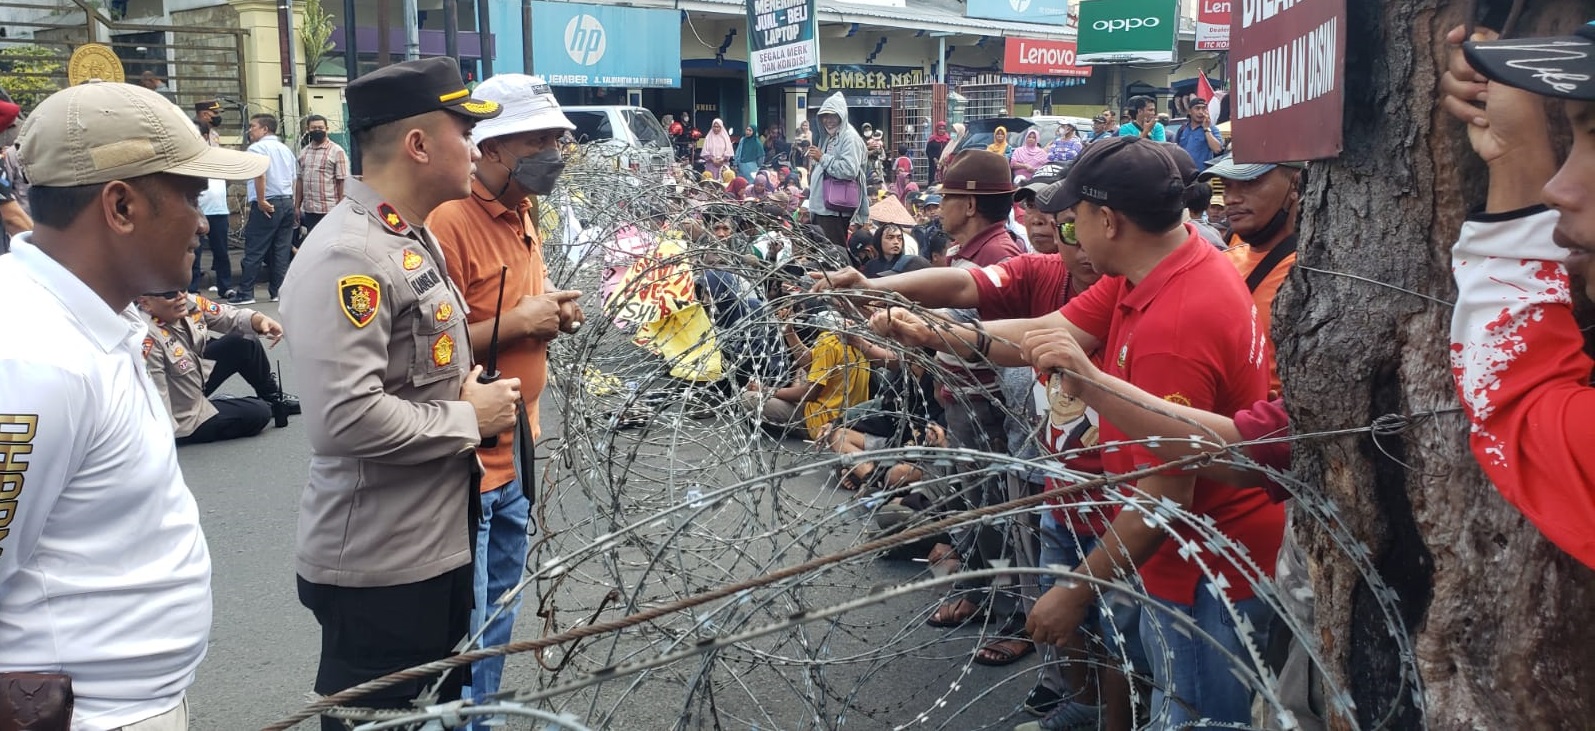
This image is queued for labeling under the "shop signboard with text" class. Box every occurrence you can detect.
[1003,38,1092,77]
[747,0,820,85]
[1228,0,1346,161]
[966,0,1072,25]
[1076,0,1178,64]
[809,64,925,107]
[1196,0,1231,50]
[531,2,680,87]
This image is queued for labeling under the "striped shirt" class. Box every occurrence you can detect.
[296,140,349,214]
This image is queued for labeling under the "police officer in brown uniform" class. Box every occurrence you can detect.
[277,57,522,726]
[137,290,298,444]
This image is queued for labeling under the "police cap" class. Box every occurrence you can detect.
[345,57,502,132]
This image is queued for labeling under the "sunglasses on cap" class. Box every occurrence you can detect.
[143,290,183,299]
[1055,221,1079,247]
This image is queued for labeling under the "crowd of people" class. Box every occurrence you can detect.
[4,17,1595,731]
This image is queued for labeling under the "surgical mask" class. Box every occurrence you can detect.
[211,115,224,126]
[307,130,327,144]
[507,148,565,196]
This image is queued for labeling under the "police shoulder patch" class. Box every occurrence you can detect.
[377,203,408,234]
[338,274,382,328]
[142,336,155,358]
[401,249,424,271]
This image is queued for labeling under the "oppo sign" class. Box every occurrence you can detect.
[1093,15,1161,32]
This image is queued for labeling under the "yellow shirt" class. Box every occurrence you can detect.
[803,332,871,439]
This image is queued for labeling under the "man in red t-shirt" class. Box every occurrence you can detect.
[873,137,1282,728]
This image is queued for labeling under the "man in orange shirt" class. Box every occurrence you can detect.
[427,73,582,712]
[1199,156,1304,390]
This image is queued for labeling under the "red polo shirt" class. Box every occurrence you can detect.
[952,221,1022,267]
[967,253,1111,534]
[1060,226,1282,604]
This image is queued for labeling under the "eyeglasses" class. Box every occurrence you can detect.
[143,290,182,299]
[1055,221,1079,247]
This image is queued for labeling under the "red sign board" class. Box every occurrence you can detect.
[1003,38,1092,78]
[1227,0,1346,162]
[1195,0,1230,50]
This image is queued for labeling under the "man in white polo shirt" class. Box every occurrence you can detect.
[0,81,267,730]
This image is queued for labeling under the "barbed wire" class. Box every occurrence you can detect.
[265,147,1438,731]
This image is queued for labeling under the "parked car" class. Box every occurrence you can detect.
[1025,115,1097,144]
[949,117,1035,155]
[561,106,674,176]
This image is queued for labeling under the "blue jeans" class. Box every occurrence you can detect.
[1036,511,1147,690]
[467,481,530,724]
[1139,579,1274,729]
[239,197,295,298]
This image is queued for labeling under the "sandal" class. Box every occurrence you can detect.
[973,614,1035,666]
[839,462,877,491]
[925,542,962,575]
[926,596,985,628]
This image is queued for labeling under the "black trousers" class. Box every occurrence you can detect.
[190,213,232,294]
[177,397,271,445]
[297,565,474,731]
[813,213,852,251]
[202,333,275,397]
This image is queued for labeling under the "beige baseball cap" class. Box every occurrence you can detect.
[16,81,268,187]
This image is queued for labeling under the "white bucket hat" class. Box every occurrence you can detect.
[469,73,575,145]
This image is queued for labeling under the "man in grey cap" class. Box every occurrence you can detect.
[1198,154,1306,392]
[0,80,268,730]
[278,56,523,727]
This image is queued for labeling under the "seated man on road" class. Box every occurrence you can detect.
[741,309,871,442]
[138,290,300,444]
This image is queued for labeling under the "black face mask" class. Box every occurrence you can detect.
[507,148,565,196]
[307,130,328,144]
[210,115,224,127]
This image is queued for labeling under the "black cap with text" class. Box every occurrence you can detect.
[1036,136,1185,215]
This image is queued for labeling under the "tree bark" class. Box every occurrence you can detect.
[1273,0,1595,727]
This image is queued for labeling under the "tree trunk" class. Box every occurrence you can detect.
[1272,0,1595,726]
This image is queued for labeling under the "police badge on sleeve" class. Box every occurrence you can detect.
[338,275,382,328]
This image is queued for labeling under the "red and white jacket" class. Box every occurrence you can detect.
[1450,206,1595,569]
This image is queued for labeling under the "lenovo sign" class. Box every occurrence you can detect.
[1003,38,1092,77]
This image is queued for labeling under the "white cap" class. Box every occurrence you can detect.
[468,74,575,145]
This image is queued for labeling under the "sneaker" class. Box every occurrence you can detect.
[269,294,280,302]
[1013,700,1104,731]
[207,285,219,293]
[229,291,256,305]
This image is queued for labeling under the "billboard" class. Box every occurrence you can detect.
[1196,0,1231,50]
[747,0,820,86]
[1003,38,1092,77]
[1228,0,1346,161]
[1076,0,1178,64]
[966,0,1072,25]
[531,2,680,87]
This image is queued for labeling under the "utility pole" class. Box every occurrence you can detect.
[342,0,360,174]
[521,0,533,73]
[476,0,493,77]
[444,0,459,62]
[403,0,420,60]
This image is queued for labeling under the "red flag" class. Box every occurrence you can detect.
[1196,70,1216,103]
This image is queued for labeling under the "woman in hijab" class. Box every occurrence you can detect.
[701,118,734,179]
[1047,123,1083,163]
[750,171,775,199]
[735,124,764,181]
[986,125,1009,156]
[924,121,950,184]
[728,176,750,200]
[805,92,870,250]
[792,119,813,167]
[937,122,964,181]
[1009,128,1049,181]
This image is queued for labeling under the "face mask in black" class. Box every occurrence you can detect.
[307,129,327,144]
[508,148,565,196]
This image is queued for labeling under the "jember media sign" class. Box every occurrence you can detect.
[1003,39,1092,77]
[1228,0,1346,161]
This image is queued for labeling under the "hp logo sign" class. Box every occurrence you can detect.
[1009,0,1031,11]
[563,14,606,66]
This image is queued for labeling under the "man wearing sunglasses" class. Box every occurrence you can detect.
[137,289,298,444]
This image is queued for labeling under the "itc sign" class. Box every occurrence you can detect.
[1002,38,1093,77]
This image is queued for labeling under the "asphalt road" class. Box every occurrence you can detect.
[180,299,1041,731]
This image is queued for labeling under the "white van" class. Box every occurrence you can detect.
[561,106,673,175]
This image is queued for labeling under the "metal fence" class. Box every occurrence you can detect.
[0,0,248,111]
[891,84,946,186]
[956,83,1014,124]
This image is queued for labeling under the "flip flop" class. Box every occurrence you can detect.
[925,596,985,628]
[973,630,1035,667]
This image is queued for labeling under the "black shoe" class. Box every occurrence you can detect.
[264,391,301,416]
[229,291,256,305]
